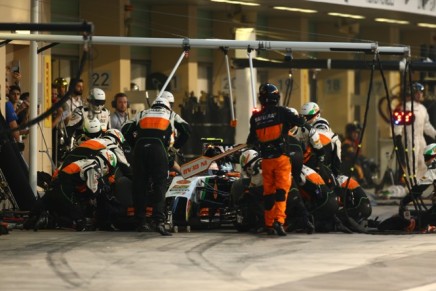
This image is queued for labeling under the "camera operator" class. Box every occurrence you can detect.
[5,85,27,151]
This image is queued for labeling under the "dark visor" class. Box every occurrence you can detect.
[91,100,106,106]
[304,114,317,121]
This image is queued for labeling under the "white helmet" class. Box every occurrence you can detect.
[152,97,171,110]
[83,117,102,138]
[160,91,175,104]
[423,143,436,165]
[240,149,261,176]
[300,102,321,124]
[313,117,330,131]
[99,148,118,174]
[88,88,106,112]
[104,128,126,145]
[240,149,259,170]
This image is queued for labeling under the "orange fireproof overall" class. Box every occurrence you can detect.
[262,155,291,227]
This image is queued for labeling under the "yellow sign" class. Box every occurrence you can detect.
[43,55,52,128]
[302,69,309,103]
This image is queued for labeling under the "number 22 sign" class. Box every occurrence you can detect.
[92,71,112,89]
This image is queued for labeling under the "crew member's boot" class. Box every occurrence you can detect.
[156,223,172,236]
[273,220,287,236]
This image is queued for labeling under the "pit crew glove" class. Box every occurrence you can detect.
[169,146,179,155]
[312,147,325,165]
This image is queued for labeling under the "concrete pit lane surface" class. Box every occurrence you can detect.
[1,205,436,291]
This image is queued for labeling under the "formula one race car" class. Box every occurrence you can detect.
[163,142,243,232]
[164,172,240,232]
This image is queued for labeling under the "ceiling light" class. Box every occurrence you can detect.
[375,18,409,24]
[328,12,365,19]
[418,23,436,28]
[211,0,259,6]
[273,6,317,13]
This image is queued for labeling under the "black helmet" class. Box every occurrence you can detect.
[345,122,361,137]
[411,82,424,92]
[204,145,224,157]
[259,83,280,106]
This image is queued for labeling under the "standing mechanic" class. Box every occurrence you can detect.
[246,83,308,236]
[128,96,191,235]
[394,82,436,179]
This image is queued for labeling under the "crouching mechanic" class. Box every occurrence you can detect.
[71,117,103,149]
[234,149,265,232]
[295,164,339,233]
[312,116,342,177]
[335,175,372,232]
[399,144,436,226]
[63,128,131,179]
[296,102,331,185]
[377,144,436,232]
[127,96,191,235]
[25,149,118,231]
[246,83,309,236]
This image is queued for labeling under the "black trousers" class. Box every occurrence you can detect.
[38,178,86,223]
[132,138,169,224]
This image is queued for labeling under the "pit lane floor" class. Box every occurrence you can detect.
[1,204,436,291]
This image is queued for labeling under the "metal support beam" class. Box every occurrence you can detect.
[232,58,435,72]
[0,33,384,53]
[0,22,93,33]
[29,1,39,195]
